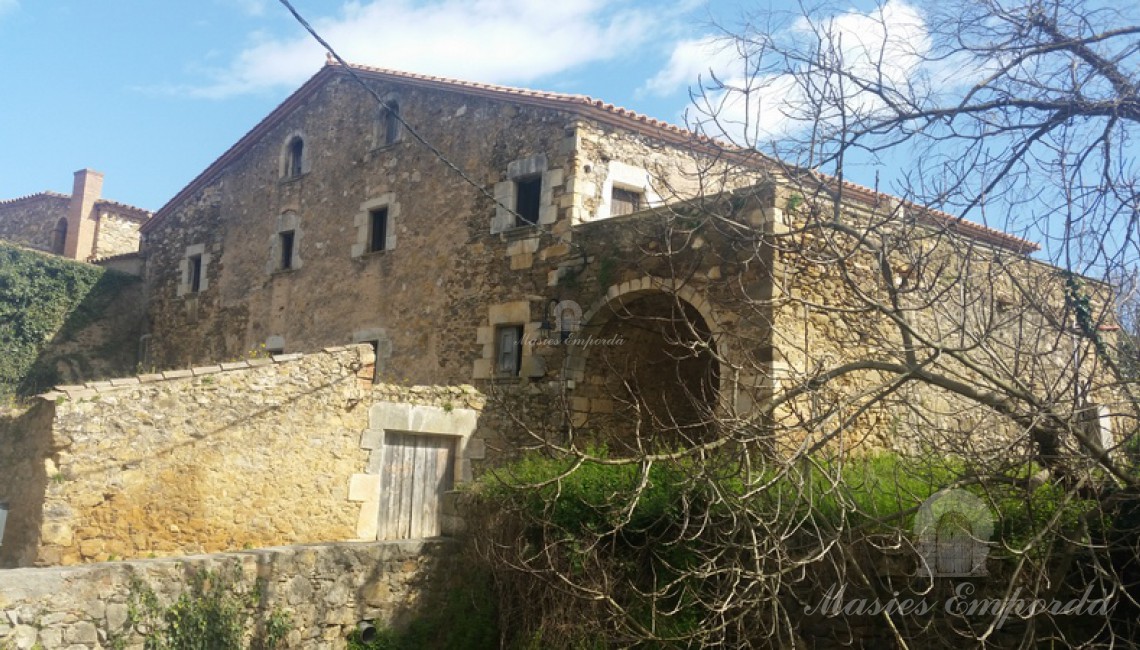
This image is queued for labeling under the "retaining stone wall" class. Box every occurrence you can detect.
[0,345,485,567]
[0,538,458,650]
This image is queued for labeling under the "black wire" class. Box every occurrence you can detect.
[275,0,522,221]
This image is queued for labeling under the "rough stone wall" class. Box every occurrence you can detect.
[0,538,459,650]
[24,346,373,566]
[91,208,145,258]
[141,69,761,389]
[0,194,69,253]
[0,344,488,567]
[763,186,1110,456]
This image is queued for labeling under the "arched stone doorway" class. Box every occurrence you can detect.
[571,287,720,451]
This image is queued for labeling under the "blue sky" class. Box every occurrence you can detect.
[0,0,910,212]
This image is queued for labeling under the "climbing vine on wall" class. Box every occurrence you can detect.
[0,243,136,396]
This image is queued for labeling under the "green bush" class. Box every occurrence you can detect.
[475,449,1102,646]
[123,567,290,650]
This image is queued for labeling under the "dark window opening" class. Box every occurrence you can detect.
[382,102,400,145]
[368,207,388,252]
[515,176,541,226]
[189,254,203,293]
[51,218,68,255]
[611,187,643,216]
[496,325,524,376]
[286,137,304,178]
[279,230,295,270]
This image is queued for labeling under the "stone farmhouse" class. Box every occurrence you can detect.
[0,169,150,262]
[0,60,1092,572]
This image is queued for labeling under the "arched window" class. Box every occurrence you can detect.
[381,101,400,146]
[285,136,304,178]
[51,218,68,255]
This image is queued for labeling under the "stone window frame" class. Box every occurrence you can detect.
[267,211,304,274]
[473,301,546,380]
[177,243,211,296]
[278,130,309,181]
[352,194,399,258]
[491,153,558,233]
[596,161,660,220]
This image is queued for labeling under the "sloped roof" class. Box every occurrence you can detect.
[95,198,152,222]
[142,61,766,234]
[141,61,1036,252]
[0,191,69,208]
[0,190,150,222]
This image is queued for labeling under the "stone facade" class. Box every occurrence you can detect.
[131,60,1108,462]
[0,63,1107,582]
[0,345,484,567]
[0,170,150,262]
[139,63,765,379]
[0,192,70,254]
[0,538,458,650]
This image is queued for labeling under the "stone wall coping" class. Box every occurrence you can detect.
[0,537,456,596]
[38,345,376,401]
[35,344,486,405]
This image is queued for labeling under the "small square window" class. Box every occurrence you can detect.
[188,254,203,293]
[368,208,388,253]
[611,188,643,216]
[279,230,295,270]
[496,325,524,376]
[515,176,541,226]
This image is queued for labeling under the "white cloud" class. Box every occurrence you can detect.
[0,0,19,18]
[641,36,743,97]
[185,0,657,99]
[651,0,933,145]
[232,0,269,17]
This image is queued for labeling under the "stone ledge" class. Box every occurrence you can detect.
[41,346,367,399]
[271,353,304,363]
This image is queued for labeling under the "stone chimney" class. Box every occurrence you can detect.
[64,168,104,260]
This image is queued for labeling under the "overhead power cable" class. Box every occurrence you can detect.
[275,0,525,223]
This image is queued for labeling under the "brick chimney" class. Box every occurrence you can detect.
[64,168,104,260]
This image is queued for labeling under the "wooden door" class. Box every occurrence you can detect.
[377,432,455,540]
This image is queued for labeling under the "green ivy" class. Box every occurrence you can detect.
[0,243,138,396]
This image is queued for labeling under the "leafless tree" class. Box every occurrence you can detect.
[469,0,1140,647]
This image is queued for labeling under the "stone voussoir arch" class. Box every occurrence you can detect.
[568,276,729,382]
